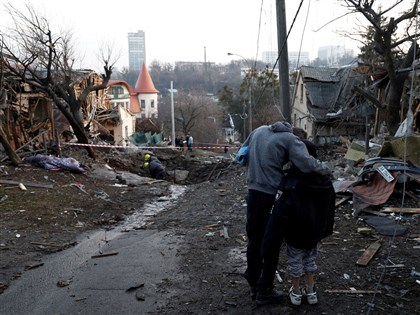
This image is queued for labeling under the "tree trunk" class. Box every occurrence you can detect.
[385,41,417,135]
[0,123,21,166]
[71,121,95,159]
[386,73,408,135]
[54,100,96,159]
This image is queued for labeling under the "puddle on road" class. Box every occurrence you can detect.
[118,184,187,232]
[71,184,187,257]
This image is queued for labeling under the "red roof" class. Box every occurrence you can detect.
[107,80,141,113]
[107,80,135,93]
[134,64,159,94]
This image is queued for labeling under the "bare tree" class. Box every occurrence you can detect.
[175,93,210,136]
[157,92,222,143]
[1,3,114,159]
[344,0,420,134]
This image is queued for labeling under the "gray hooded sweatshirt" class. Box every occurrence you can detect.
[243,121,330,195]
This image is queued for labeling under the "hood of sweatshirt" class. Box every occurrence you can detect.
[269,121,293,133]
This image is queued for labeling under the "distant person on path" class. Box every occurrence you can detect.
[143,154,166,180]
[264,128,335,306]
[186,133,193,151]
[175,135,182,150]
[241,121,331,306]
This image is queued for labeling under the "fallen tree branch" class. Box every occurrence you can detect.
[0,179,53,189]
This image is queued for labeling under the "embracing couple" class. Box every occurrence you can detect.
[240,121,335,307]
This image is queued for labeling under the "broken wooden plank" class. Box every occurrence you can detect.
[405,191,419,202]
[140,179,165,185]
[381,207,420,214]
[360,209,388,217]
[356,241,381,266]
[325,289,381,294]
[204,223,220,229]
[335,196,352,207]
[31,241,60,247]
[0,179,53,189]
[91,252,119,259]
[24,262,45,270]
[357,227,373,236]
[207,163,219,181]
[30,241,76,248]
[377,263,405,269]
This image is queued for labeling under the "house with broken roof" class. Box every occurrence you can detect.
[3,69,109,151]
[292,65,374,144]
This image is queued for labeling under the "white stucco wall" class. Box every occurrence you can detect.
[113,106,136,145]
[291,75,314,138]
[139,93,158,119]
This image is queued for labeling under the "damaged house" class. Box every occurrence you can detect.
[1,69,137,153]
[1,63,160,157]
[292,65,374,144]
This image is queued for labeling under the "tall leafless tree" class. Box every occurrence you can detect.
[1,3,115,159]
[344,0,420,134]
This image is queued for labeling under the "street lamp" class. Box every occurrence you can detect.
[227,52,253,137]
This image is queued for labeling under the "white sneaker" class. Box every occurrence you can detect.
[289,287,302,306]
[302,287,318,305]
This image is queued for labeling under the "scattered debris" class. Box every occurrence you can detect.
[0,283,9,291]
[126,283,145,292]
[70,183,88,194]
[221,225,229,239]
[357,227,373,236]
[275,270,283,283]
[325,289,382,294]
[224,301,238,307]
[24,262,44,270]
[335,195,352,207]
[94,190,112,202]
[411,270,420,277]
[136,292,146,301]
[381,207,420,214]
[91,252,119,259]
[360,216,407,236]
[56,279,72,287]
[0,179,53,189]
[378,263,405,269]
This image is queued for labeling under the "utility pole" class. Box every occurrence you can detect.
[170,81,175,147]
[276,0,291,123]
[204,46,207,73]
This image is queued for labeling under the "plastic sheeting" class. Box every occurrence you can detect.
[129,131,164,146]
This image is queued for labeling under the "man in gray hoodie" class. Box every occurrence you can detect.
[241,121,331,306]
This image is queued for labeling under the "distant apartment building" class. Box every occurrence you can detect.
[318,45,354,66]
[174,61,215,71]
[262,51,310,70]
[128,30,146,73]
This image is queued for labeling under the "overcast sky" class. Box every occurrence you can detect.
[0,0,413,71]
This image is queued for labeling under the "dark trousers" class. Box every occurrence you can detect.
[260,196,285,289]
[244,189,279,290]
